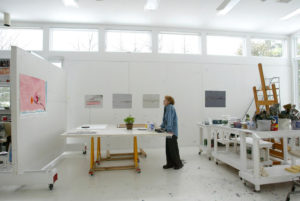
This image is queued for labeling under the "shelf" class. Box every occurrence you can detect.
[213,150,273,170]
[0,163,13,173]
[212,151,251,170]
[240,164,300,186]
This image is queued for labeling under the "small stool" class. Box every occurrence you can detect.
[0,151,8,167]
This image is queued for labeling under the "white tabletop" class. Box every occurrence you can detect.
[198,123,300,138]
[62,124,172,138]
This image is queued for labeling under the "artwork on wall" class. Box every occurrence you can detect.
[85,95,103,108]
[143,94,160,108]
[205,91,226,108]
[20,74,47,114]
[113,94,132,109]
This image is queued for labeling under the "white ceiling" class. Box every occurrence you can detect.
[0,0,300,35]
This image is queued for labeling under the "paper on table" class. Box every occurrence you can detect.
[77,124,107,130]
[67,130,97,134]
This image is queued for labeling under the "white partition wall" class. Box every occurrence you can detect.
[10,47,67,174]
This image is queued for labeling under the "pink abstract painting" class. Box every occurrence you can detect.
[20,74,47,114]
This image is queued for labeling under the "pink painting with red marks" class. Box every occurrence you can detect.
[20,74,47,114]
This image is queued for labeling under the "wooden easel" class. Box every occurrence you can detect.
[253,63,278,114]
[253,63,283,165]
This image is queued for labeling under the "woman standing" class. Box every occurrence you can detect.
[161,96,183,170]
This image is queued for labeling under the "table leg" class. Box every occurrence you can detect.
[199,127,203,155]
[89,137,94,176]
[207,127,212,160]
[96,137,101,165]
[133,136,141,173]
[213,128,218,162]
[283,137,288,165]
[240,133,247,171]
[253,137,261,192]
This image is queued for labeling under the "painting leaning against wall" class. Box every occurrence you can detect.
[20,74,47,114]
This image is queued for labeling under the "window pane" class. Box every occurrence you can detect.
[158,33,201,54]
[297,38,300,56]
[0,87,10,109]
[0,28,43,51]
[298,60,300,106]
[50,29,98,52]
[251,39,283,57]
[121,32,135,52]
[207,35,244,56]
[106,30,152,53]
[106,31,121,52]
[185,35,201,54]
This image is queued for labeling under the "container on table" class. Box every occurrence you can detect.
[292,120,300,130]
[257,120,271,131]
[278,118,291,130]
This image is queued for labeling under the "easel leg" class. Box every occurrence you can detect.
[134,136,141,173]
[89,137,95,176]
[96,137,101,165]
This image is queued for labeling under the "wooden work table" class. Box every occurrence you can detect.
[62,124,171,175]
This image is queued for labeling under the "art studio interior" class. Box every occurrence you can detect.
[1,0,300,201]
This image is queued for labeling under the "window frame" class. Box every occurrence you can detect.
[158,32,202,55]
[105,29,153,53]
[206,34,246,57]
[0,27,44,51]
[296,37,300,58]
[49,28,99,52]
[249,37,287,58]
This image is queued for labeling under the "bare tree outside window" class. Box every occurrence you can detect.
[50,29,98,52]
[0,28,43,51]
[106,30,152,53]
[158,33,201,54]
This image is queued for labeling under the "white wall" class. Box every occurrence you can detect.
[65,56,291,149]
[11,47,67,173]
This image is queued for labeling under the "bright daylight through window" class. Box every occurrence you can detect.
[297,38,300,56]
[50,29,98,52]
[0,87,10,109]
[106,30,152,53]
[158,33,201,54]
[207,35,244,56]
[0,28,43,51]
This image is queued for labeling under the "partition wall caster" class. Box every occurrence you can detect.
[83,145,87,155]
[208,157,211,161]
[292,185,295,192]
[198,151,202,155]
[89,171,94,176]
[216,162,219,165]
[49,184,54,191]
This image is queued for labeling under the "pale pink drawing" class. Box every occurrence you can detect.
[20,74,46,114]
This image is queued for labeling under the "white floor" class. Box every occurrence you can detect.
[0,147,298,201]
